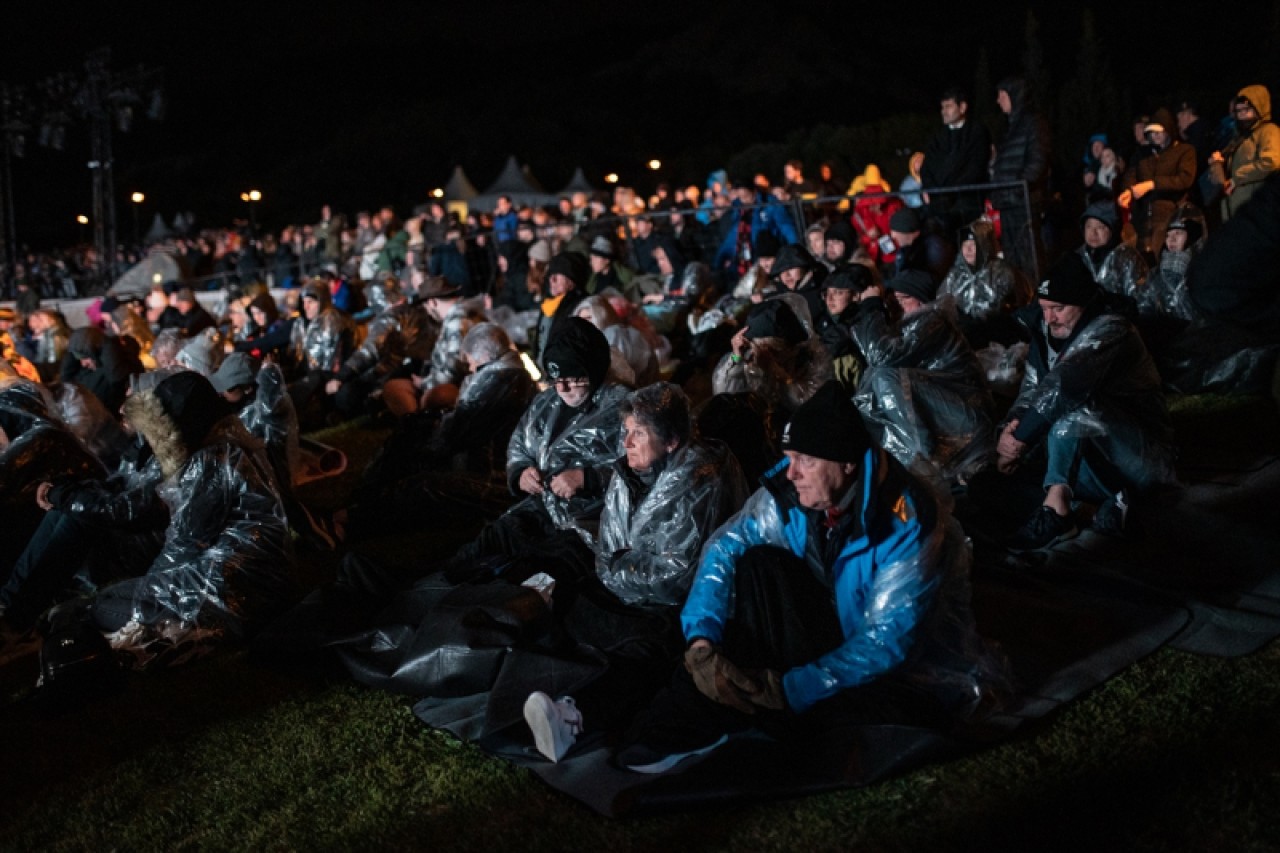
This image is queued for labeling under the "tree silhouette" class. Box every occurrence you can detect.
[1055,9,1122,194]
[1022,11,1051,116]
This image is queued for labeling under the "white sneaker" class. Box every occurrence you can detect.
[523,691,584,763]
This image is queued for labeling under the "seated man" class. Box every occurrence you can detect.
[811,264,872,391]
[852,269,994,480]
[519,383,749,761]
[1076,200,1149,316]
[937,220,1030,348]
[443,318,628,579]
[997,254,1176,550]
[616,382,1000,773]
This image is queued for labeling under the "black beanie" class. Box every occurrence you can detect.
[153,370,231,453]
[782,381,871,464]
[547,252,589,289]
[745,299,807,345]
[889,208,921,233]
[754,231,782,259]
[1080,199,1119,231]
[771,243,815,278]
[887,269,936,303]
[1037,253,1100,306]
[542,317,611,389]
[824,264,874,292]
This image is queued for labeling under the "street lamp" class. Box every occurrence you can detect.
[604,173,619,184]
[647,159,661,171]
[431,188,444,199]
[240,189,262,235]
[76,213,88,243]
[129,191,144,246]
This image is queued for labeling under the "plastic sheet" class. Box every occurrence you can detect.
[433,349,538,471]
[851,296,995,479]
[594,439,748,607]
[711,338,832,414]
[506,383,629,532]
[107,393,294,658]
[680,448,1007,717]
[422,301,484,389]
[1006,306,1176,492]
[289,306,353,373]
[975,341,1029,396]
[50,381,130,468]
[237,361,300,496]
[1078,244,1152,315]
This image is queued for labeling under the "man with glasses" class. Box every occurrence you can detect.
[1210,85,1280,222]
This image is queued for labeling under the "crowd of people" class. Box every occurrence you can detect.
[1,77,1277,774]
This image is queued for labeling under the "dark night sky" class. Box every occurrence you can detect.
[1,1,1273,248]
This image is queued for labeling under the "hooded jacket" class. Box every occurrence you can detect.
[681,447,1000,716]
[594,438,747,607]
[1120,109,1197,254]
[113,380,294,643]
[991,78,1051,207]
[1225,85,1280,217]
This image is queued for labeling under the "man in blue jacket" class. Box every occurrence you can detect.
[619,381,994,773]
[714,180,800,287]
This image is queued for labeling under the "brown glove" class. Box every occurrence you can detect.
[684,644,760,714]
[746,668,787,711]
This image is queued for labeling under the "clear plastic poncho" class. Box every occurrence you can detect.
[290,306,352,373]
[237,361,300,497]
[938,222,1024,323]
[680,449,1008,717]
[593,439,748,607]
[110,398,295,656]
[505,382,629,532]
[1077,243,1152,315]
[1007,307,1176,492]
[339,302,437,382]
[851,295,995,480]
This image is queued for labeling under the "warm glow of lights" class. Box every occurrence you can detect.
[76,214,89,224]
[152,273,163,284]
[519,351,542,382]
[240,192,249,202]
[604,173,619,184]
[431,188,444,198]
[130,192,145,204]
[248,189,262,202]
[647,159,661,170]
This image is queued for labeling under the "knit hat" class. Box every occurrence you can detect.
[1080,199,1119,231]
[1166,213,1204,245]
[152,370,231,456]
[547,252,589,289]
[744,299,807,345]
[588,236,615,259]
[889,208,921,234]
[887,269,936,303]
[824,219,857,247]
[301,278,330,306]
[210,352,260,394]
[176,328,224,377]
[542,316,611,389]
[528,239,552,264]
[771,243,815,278]
[824,264,874,292]
[1037,253,1100,306]
[754,231,782,260]
[782,380,871,464]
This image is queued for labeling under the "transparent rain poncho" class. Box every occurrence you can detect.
[593,438,748,607]
[290,306,353,373]
[851,295,995,480]
[938,222,1025,323]
[238,361,300,496]
[107,397,295,659]
[51,381,130,468]
[505,382,629,532]
[1006,307,1176,492]
[680,449,1008,717]
[338,302,437,382]
[1077,243,1152,316]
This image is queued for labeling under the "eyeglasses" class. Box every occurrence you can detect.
[552,378,590,391]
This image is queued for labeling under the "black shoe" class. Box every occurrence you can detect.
[1091,490,1129,537]
[1008,506,1078,553]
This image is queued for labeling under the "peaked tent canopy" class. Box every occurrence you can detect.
[443,165,479,202]
[557,167,596,196]
[107,248,188,300]
[469,155,558,212]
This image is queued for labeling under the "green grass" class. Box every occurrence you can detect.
[1,396,1278,851]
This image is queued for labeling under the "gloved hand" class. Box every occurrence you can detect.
[746,668,787,711]
[684,644,760,714]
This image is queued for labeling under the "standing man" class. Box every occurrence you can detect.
[922,87,992,231]
[990,77,1051,281]
[1210,86,1280,222]
[1117,109,1197,262]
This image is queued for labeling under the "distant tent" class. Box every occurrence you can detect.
[521,164,547,194]
[144,212,173,244]
[443,165,478,202]
[107,248,187,300]
[469,155,558,211]
[558,167,596,196]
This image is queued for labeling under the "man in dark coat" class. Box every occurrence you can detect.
[1118,109,1198,262]
[991,77,1051,280]
[922,87,992,231]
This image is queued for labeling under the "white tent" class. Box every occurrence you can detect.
[468,155,558,211]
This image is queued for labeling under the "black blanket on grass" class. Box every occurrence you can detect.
[411,450,1280,817]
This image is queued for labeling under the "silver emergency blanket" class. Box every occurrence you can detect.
[1006,310,1176,492]
[290,306,352,373]
[711,338,832,414]
[1077,244,1151,314]
[237,361,300,495]
[339,302,437,381]
[1144,249,1198,323]
[51,381,130,467]
[851,296,994,479]
[938,221,1024,322]
[423,301,484,388]
[110,394,294,659]
[506,382,629,532]
[592,439,748,607]
[683,454,1009,718]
